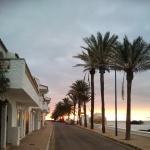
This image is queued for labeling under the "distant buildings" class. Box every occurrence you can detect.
[88,113,107,124]
[0,39,51,149]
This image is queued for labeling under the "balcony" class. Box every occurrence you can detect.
[1,59,39,107]
[38,96,44,110]
[42,101,49,113]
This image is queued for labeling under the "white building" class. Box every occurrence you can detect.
[29,77,51,132]
[0,39,51,149]
[80,115,89,125]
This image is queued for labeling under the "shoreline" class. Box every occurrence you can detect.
[94,123,150,137]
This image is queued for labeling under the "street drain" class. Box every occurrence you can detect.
[29,144,35,145]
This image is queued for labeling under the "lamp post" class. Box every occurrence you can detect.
[99,67,105,133]
[99,68,105,74]
[115,63,118,136]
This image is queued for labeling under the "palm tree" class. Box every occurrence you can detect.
[51,101,64,120]
[51,98,73,121]
[78,32,118,133]
[80,92,90,127]
[113,36,150,140]
[73,44,96,129]
[55,101,65,118]
[62,97,73,119]
[68,80,90,126]
[67,93,77,123]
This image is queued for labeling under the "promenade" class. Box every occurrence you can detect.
[78,124,150,150]
[8,121,150,150]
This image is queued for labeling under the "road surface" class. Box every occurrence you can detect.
[49,123,135,150]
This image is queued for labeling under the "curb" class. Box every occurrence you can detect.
[46,124,54,150]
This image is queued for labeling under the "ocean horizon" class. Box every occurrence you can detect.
[106,121,150,131]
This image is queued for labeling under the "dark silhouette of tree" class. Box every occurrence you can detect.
[112,36,150,140]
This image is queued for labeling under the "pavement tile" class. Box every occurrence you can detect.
[7,121,53,150]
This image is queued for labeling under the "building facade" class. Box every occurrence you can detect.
[0,39,51,149]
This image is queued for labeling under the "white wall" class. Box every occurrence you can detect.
[5,59,39,106]
[23,72,39,105]
[6,100,26,145]
[5,59,24,89]
[10,101,18,126]
[38,96,43,110]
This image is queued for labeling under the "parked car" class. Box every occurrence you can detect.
[59,118,65,123]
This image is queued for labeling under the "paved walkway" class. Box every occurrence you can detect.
[78,124,150,150]
[7,121,150,150]
[8,121,53,150]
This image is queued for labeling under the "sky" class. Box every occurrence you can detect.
[0,0,150,121]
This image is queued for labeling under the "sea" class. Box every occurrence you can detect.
[106,121,150,131]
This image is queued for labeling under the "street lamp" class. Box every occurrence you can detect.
[99,67,106,133]
[99,67,105,74]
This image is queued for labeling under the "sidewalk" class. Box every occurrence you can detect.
[78,124,150,150]
[8,121,53,150]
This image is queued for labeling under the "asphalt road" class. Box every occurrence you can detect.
[50,123,135,150]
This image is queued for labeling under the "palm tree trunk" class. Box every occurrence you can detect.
[90,69,95,129]
[78,101,81,126]
[77,102,79,124]
[125,72,133,140]
[73,103,76,125]
[100,73,105,133]
[84,101,87,127]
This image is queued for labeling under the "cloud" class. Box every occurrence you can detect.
[0,0,150,120]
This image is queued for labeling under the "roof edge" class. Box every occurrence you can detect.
[0,39,8,52]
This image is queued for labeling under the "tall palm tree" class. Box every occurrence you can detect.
[113,36,150,140]
[73,45,96,129]
[79,32,118,133]
[68,80,90,126]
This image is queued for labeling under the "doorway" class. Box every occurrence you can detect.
[26,112,29,134]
